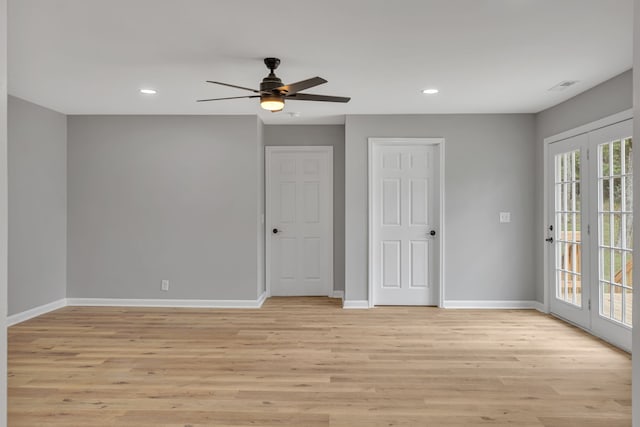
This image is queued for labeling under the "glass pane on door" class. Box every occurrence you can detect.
[554,150,582,306]
[598,137,633,326]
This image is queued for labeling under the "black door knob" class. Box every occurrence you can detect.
[272,228,280,234]
[430,230,436,236]
[545,237,554,243]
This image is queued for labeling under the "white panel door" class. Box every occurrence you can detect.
[372,144,439,305]
[266,147,333,296]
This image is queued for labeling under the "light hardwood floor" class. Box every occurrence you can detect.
[8,297,631,426]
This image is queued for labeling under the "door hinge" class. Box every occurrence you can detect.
[588,299,591,310]
[587,224,590,235]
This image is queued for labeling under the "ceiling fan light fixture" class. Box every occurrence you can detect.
[260,95,284,112]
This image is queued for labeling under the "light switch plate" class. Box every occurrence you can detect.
[499,212,511,223]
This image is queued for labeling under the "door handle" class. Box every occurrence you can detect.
[429,230,436,237]
[545,237,554,243]
[272,228,280,234]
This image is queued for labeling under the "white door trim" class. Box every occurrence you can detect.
[368,137,445,308]
[265,146,334,298]
[543,109,633,313]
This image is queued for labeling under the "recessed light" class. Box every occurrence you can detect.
[422,88,439,95]
[140,88,157,95]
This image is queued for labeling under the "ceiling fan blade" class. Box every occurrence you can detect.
[286,93,351,103]
[197,95,260,102]
[274,77,327,95]
[206,81,262,94]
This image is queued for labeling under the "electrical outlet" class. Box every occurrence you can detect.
[161,280,169,291]
[499,212,511,223]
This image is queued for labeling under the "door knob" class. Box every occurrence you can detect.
[429,230,436,237]
[545,237,554,243]
[272,228,280,234]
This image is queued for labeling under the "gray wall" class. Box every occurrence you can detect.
[536,71,632,139]
[344,114,536,302]
[534,70,633,302]
[264,125,345,292]
[0,0,7,422]
[8,96,67,315]
[67,115,263,301]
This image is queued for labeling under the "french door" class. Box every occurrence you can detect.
[548,134,590,328]
[547,119,633,351]
[589,121,633,348]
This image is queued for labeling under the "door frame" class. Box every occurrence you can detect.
[543,109,633,313]
[265,146,334,298]
[367,137,445,308]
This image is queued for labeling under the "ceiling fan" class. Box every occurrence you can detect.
[197,58,351,112]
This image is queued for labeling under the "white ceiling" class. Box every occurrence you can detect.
[8,0,634,124]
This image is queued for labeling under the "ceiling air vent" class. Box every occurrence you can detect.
[548,80,579,92]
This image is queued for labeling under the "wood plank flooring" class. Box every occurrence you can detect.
[8,297,631,426]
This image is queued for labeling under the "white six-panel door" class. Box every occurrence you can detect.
[266,147,333,296]
[370,141,440,306]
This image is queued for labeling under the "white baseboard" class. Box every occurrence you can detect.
[343,300,369,309]
[8,293,268,326]
[530,301,546,313]
[256,292,267,307]
[331,290,344,300]
[67,295,267,309]
[442,300,544,309]
[7,298,67,326]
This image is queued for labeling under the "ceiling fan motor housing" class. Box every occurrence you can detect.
[260,74,284,94]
